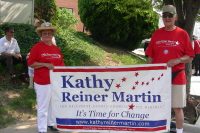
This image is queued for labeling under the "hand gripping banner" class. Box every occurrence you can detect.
[50,64,171,133]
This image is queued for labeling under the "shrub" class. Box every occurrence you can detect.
[78,0,159,50]
[58,8,78,29]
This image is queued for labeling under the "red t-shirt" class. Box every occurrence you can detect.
[194,40,200,54]
[146,27,194,85]
[28,42,65,85]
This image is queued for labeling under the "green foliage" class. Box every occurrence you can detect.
[34,0,59,25]
[56,28,106,66]
[0,23,40,54]
[112,53,146,65]
[58,8,78,29]
[78,0,159,50]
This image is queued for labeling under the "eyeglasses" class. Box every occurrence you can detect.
[162,14,174,18]
[42,32,53,36]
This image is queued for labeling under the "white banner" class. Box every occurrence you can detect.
[50,64,171,133]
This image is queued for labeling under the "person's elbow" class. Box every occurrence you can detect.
[1,51,7,56]
[28,64,34,68]
[189,57,194,62]
[28,62,36,69]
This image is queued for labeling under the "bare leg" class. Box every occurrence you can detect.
[28,76,34,89]
[173,108,184,129]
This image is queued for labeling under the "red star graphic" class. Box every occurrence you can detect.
[132,86,136,90]
[129,104,135,110]
[151,78,155,81]
[161,73,164,77]
[141,82,145,85]
[116,84,121,88]
[135,81,139,85]
[134,72,139,77]
[121,77,127,82]
[158,77,160,80]
[146,82,149,85]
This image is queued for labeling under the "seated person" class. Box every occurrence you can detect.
[0,27,29,86]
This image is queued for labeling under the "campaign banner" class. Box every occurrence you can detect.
[50,64,171,133]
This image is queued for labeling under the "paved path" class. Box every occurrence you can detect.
[191,75,200,96]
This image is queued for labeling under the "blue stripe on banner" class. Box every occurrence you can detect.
[56,118,166,128]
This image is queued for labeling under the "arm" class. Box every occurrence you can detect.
[1,51,21,59]
[167,55,193,67]
[29,61,54,70]
[147,56,153,64]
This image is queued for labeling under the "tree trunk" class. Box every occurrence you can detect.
[185,63,192,101]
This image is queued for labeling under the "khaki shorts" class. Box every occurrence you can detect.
[172,84,186,108]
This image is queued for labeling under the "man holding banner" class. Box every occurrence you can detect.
[146,5,194,133]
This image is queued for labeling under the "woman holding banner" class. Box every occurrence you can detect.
[28,22,65,133]
[145,5,194,133]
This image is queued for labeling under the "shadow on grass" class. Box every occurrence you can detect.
[0,95,17,128]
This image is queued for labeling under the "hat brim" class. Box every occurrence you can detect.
[162,11,176,14]
[36,27,57,36]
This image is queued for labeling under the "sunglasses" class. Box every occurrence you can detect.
[42,32,53,36]
[10,32,15,33]
[162,14,174,18]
